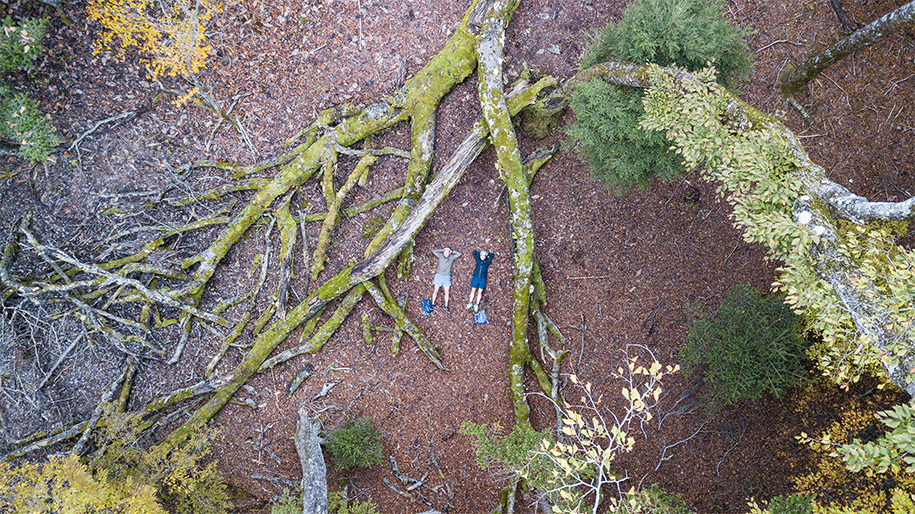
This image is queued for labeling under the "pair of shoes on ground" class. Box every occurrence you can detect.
[465,303,480,312]
[431,303,450,312]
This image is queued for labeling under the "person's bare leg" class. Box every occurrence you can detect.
[467,289,476,310]
[474,288,483,305]
[432,285,441,305]
[443,286,451,308]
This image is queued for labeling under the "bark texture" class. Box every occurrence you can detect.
[295,409,328,514]
[778,1,915,96]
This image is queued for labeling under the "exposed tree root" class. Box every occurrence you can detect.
[275,193,298,319]
[312,154,376,280]
[364,280,443,369]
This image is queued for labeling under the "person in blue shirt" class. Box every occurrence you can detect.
[466,250,493,312]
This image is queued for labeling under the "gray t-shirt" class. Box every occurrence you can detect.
[432,249,461,276]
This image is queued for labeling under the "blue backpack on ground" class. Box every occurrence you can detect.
[474,309,487,325]
[422,298,434,316]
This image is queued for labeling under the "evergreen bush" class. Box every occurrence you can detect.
[567,0,753,192]
[679,284,809,415]
[0,85,60,162]
[325,416,384,470]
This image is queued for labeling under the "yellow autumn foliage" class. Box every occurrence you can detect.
[0,453,163,513]
[86,0,221,79]
[0,404,230,514]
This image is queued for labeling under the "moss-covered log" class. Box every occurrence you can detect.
[258,285,364,372]
[778,1,915,96]
[180,0,518,301]
[476,0,533,427]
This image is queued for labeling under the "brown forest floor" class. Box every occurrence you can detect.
[2,0,915,512]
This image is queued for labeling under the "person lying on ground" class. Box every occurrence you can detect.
[467,250,493,312]
[430,247,461,311]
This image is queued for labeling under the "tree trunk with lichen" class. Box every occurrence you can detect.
[778,1,915,96]
[571,60,915,396]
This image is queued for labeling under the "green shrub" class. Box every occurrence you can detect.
[0,85,60,161]
[567,0,753,192]
[325,416,383,470]
[460,421,552,473]
[747,494,815,514]
[679,284,809,415]
[270,488,301,514]
[1,16,46,71]
[328,490,381,514]
[566,79,681,191]
[621,484,691,514]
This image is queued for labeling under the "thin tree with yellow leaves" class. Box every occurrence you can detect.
[87,0,220,79]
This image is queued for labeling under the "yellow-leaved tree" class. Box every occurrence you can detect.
[86,0,220,79]
[0,404,230,514]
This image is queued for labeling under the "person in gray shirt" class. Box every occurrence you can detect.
[430,247,461,311]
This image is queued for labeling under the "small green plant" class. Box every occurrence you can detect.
[270,488,302,514]
[621,484,691,514]
[0,85,60,161]
[1,18,59,162]
[328,490,381,514]
[1,17,46,71]
[679,284,809,415]
[567,0,753,192]
[325,416,383,470]
[746,494,815,514]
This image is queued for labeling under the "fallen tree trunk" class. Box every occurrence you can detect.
[475,0,534,427]
[778,1,915,96]
[295,409,327,514]
[584,60,915,395]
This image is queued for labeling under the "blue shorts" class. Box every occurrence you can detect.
[433,273,451,287]
[470,276,486,289]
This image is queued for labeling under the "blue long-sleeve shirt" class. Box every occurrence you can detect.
[472,251,493,281]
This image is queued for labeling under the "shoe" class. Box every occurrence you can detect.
[466,303,474,311]
[443,305,450,312]
[473,304,479,312]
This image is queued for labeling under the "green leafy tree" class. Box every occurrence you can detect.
[679,284,810,415]
[1,17,60,161]
[325,416,384,470]
[567,0,753,191]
